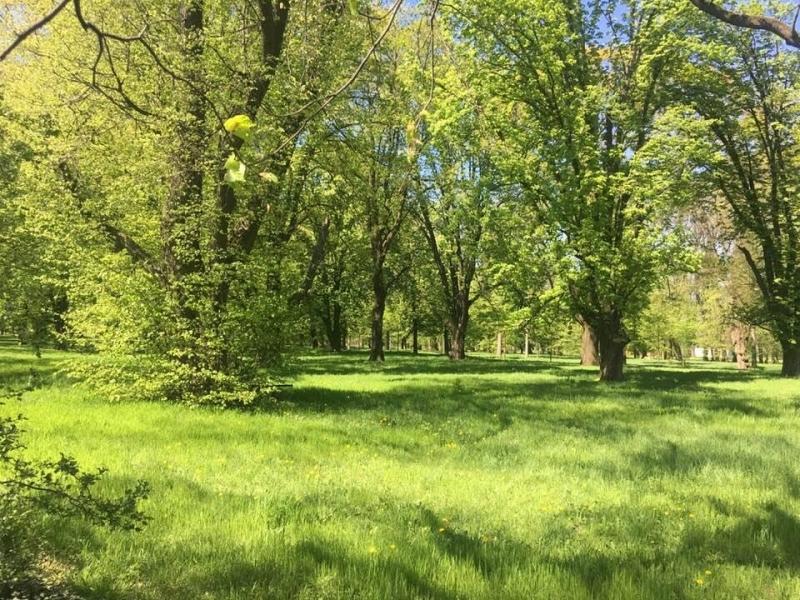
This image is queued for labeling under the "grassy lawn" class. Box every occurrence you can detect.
[2,344,800,599]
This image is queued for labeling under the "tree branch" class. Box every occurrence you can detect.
[0,0,72,62]
[689,0,800,48]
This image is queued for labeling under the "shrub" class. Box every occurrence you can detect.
[0,399,149,598]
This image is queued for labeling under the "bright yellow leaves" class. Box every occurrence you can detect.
[224,114,254,141]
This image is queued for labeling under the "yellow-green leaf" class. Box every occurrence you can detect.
[224,154,246,183]
[224,114,254,141]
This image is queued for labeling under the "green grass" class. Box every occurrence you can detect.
[2,344,800,599]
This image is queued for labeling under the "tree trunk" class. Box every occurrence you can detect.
[524,333,530,357]
[595,313,629,382]
[730,324,751,370]
[495,332,504,357]
[412,318,419,355]
[669,339,683,363]
[448,319,467,360]
[750,330,759,367]
[580,317,599,366]
[781,341,800,377]
[598,335,626,381]
[446,296,469,360]
[330,304,343,352]
[160,0,214,389]
[369,268,386,362]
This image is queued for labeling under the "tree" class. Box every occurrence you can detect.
[415,41,503,360]
[656,23,800,376]
[0,2,379,401]
[453,0,694,380]
[327,19,421,362]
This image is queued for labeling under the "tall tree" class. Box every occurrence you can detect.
[652,23,800,376]
[453,0,694,380]
[0,1,371,402]
[329,22,419,362]
[416,45,501,360]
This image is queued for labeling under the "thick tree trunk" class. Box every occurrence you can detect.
[160,0,216,388]
[730,324,751,370]
[369,297,385,362]
[524,333,530,357]
[446,296,469,360]
[412,318,419,355]
[595,313,629,382]
[448,320,467,360]
[598,335,626,381]
[324,302,343,352]
[781,341,800,377]
[495,332,504,356]
[580,317,599,366]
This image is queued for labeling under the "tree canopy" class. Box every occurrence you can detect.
[1,0,798,402]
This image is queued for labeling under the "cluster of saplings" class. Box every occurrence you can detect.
[0,0,799,407]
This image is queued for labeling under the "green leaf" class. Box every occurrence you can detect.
[224,154,246,183]
[224,114,254,141]
[347,0,358,16]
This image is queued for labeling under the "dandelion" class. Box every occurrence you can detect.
[704,570,712,575]
[438,527,446,533]
[695,578,704,586]
[389,544,397,550]
[368,545,378,555]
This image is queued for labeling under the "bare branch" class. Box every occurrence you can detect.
[689,0,800,48]
[0,0,72,62]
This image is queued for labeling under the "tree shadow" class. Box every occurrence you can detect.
[686,500,800,571]
[45,472,800,599]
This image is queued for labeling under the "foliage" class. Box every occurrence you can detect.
[644,14,800,374]
[450,0,700,379]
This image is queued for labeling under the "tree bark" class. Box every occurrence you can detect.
[781,341,800,377]
[412,318,419,355]
[448,318,467,360]
[369,267,386,362]
[495,332,504,357]
[446,294,470,360]
[598,335,626,381]
[730,324,751,370]
[689,0,800,48]
[595,313,629,382]
[580,317,599,366]
[321,300,343,352]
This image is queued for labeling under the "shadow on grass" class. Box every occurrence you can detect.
[290,350,780,383]
[51,471,800,599]
[686,500,800,571]
[0,350,65,391]
[279,373,777,428]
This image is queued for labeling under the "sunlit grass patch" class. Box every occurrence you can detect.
[2,346,799,599]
